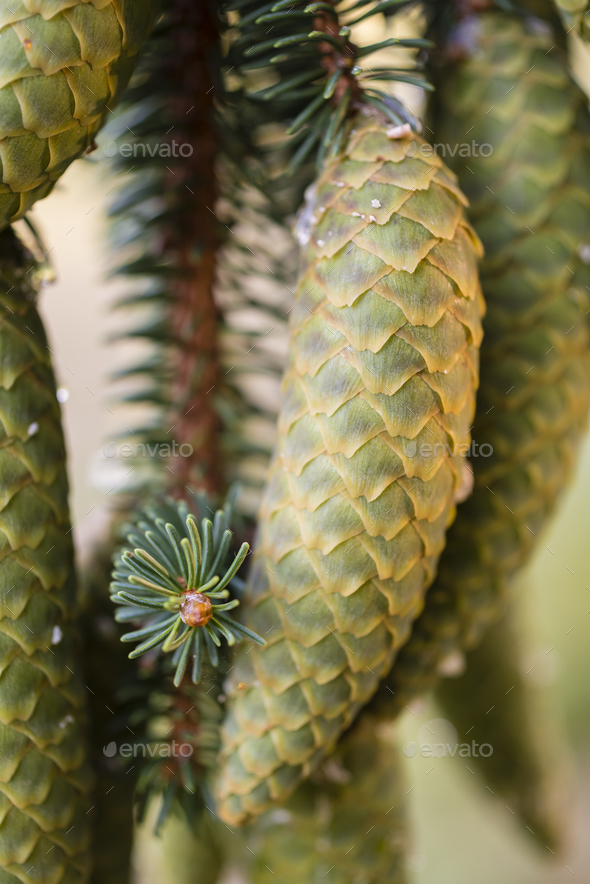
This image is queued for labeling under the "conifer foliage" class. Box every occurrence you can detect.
[0,0,588,881]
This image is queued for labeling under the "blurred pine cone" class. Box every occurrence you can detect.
[381,9,590,717]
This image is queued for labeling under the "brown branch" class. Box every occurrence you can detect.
[157,1,223,498]
[312,4,363,107]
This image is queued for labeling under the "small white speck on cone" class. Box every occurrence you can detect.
[387,123,412,140]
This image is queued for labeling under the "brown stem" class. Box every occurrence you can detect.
[157,1,223,498]
[155,680,218,794]
[312,5,363,107]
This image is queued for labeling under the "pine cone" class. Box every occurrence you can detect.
[216,115,485,825]
[380,11,590,713]
[0,231,93,882]
[0,0,158,229]
[247,715,408,884]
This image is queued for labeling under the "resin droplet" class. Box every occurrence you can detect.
[179,591,213,627]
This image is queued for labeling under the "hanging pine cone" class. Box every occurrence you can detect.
[216,114,485,825]
[247,714,408,884]
[0,0,158,229]
[0,230,93,883]
[379,10,590,714]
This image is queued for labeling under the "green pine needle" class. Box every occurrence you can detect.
[222,0,429,170]
[110,491,264,686]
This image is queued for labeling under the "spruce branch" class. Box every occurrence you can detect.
[222,0,431,169]
[107,1,226,496]
[111,492,264,686]
[91,0,302,858]
[96,0,285,846]
[131,678,226,833]
[90,627,228,836]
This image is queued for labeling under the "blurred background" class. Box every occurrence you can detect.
[26,25,590,884]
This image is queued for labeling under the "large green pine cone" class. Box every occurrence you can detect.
[0,0,158,230]
[435,610,567,851]
[216,117,485,825]
[247,715,407,884]
[0,231,93,883]
[379,13,590,712]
